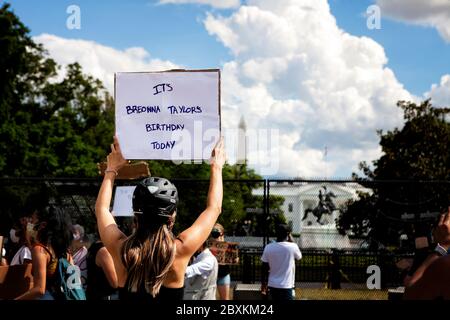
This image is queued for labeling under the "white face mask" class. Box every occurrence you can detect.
[10,228,20,243]
[26,222,38,241]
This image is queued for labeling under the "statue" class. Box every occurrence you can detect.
[302,186,337,225]
[323,186,337,212]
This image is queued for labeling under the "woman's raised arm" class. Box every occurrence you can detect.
[178,137,226,256]
[95,136,128,253]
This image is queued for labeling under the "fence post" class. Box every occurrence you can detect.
[264,179,270,247]
[242,251,252,284]
[328,249,341,289]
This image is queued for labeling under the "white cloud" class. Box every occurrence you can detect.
[34,1,446,178]
[33,34,179,93]
[158,0,240,9]
[377,0,450,42]
[205,0,413,177]
[425,74,450,107]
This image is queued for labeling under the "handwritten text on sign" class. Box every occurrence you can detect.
[208,240,240,265]
[115,70,220,160]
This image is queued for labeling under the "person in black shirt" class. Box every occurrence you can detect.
[86,240,118,300]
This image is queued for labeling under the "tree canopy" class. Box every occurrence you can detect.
[337,100,450,249]
[0,3,114,177]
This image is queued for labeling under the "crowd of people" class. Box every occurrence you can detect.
[0,136,232,301]
[0,136,448,301]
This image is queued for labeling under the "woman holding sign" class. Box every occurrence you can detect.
[95,136,225,300]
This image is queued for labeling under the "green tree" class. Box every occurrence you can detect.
[0,3,114,177]
[337,100,450,249]
[0,3,57,174]
[33,63,114,176]
[0,4,114,234]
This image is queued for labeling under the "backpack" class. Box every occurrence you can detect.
[53,257,86,300]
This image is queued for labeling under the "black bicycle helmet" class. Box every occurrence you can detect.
[132,177,178,220]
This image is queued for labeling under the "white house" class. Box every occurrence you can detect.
[252,182,373,249]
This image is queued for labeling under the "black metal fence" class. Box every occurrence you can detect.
[1,177,448,299]
[231,248,413,287]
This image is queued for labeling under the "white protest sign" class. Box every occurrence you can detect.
[115,70,221,160]
[112,186,136,217]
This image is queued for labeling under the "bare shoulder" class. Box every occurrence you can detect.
[31,245,47,256]
[96,245,114,267]
[98,246,109,256]
[31,245,50,264]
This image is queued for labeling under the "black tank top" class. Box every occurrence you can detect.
[218,265,230,278]
[86,241,117,300]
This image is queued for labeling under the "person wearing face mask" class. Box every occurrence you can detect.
[9,225,32,266]
[9,211,37,266]
[71,224,88,289]
[15,205,81,300]
[6,218,26,261]
[211,223,232,300]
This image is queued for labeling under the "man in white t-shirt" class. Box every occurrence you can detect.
[261,224,301,300]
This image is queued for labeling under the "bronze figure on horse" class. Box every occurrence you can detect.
[303,186,337,225]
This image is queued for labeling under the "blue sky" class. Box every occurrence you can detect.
[4,0,450,177]
[6,0,232,70]
[6,0,449,97]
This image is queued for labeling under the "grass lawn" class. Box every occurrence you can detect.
[296,288,388,300]
[230,283,389,300]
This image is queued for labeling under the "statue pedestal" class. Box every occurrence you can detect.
[299,225,355,249]
[299,209,358,249]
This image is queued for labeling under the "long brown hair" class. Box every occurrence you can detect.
[121,216,176,297]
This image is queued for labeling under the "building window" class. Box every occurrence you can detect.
[288,203,293,212]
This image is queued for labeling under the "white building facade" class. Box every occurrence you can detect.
[252,182,372,249]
